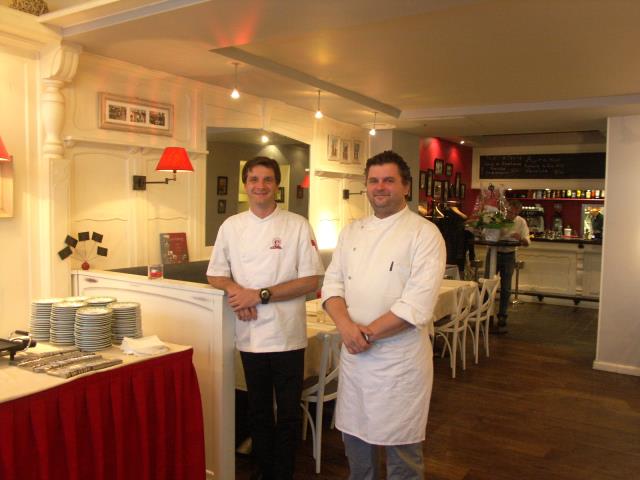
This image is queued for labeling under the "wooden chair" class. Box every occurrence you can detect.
[434,285,475,378]
[300,330,341,474]
[467,276,500,363]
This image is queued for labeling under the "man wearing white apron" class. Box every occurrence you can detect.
[208,157,324,480]
[322,151,445,479]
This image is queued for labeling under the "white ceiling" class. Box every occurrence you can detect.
[38,0,640,144]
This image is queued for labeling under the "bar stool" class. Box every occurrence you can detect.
[512,260,525,304]
[470,259,483,283]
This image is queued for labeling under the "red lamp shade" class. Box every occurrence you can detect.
[299,173,310,189]
[0,136,12,162]
[155,147,193,172]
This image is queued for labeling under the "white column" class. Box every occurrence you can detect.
[594,115,640,376]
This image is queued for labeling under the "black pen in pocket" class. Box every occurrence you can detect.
[389,261,394,271]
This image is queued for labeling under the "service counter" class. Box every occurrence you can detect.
[475,239,602,307]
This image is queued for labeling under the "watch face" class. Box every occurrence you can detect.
[260,289,270,300]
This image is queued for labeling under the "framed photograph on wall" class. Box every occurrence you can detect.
[352,140,363,164]
[445,163,453,177]
[460,183,466,199]
[297,185,304,199]
[455,172,461,195]
[433,180,443,200]
[443,180,449,201]
[217,176,228,195]
[217,199,226,214]
[340,138,351,163]
[276,187,285,203]
[426,169,434,196]
[328,135,340,161]
[405,177,413,201]
[99,93,173,136]
[419,170,427,190]
[434,158,444,176]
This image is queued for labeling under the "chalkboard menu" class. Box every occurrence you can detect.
[479,152,605,179]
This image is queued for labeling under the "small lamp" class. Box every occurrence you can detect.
[133,147,194,190]
[0,137,12,162]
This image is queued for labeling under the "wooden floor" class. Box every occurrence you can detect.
[236,303,640,479]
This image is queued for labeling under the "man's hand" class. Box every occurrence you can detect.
[236,307,258,321]
[227,285,260,311]
[339,321,372,355]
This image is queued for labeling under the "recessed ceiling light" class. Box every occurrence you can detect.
[460,139,465,144]
[261,134,269,144]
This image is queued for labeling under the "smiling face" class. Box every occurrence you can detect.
[366,163,409,218]
[244,165,278,212]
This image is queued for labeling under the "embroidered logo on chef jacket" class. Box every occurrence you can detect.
[270,237,283,249]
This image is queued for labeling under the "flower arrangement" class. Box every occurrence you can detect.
[467,184,513,236]
[472,209,513,229]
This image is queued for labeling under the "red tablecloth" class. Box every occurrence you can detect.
[0,348,205,480]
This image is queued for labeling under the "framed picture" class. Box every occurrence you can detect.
[445,163,453,177]
[443,180,449,201]
[296,185,304,199]
[455,172,462,195]
[434,158,444,176]
[217,176,228,195]
[450,182,456,198]
[217,199,226,214]
[419,170,427,190]
[426,169,434,196]
[352,140,363,164]
[460,183,466,199]
[328,135,340,161]
[405,177,412,201]
[340,138,351,163]
[98,93,173,136]
[433,180,443,200]
[276,187,285,203]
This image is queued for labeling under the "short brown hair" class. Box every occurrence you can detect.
[365,150,411,185]
[242,156,281,185]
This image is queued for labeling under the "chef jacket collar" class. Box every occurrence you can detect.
[248,204,280,222]
[366,205,410,229]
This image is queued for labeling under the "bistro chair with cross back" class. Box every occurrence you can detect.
[466,276,500,364]
[300,330,342,474]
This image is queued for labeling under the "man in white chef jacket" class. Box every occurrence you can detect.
[322,151,446,479]
[207,157,324,480]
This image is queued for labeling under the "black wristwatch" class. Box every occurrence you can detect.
[259,288,272,304]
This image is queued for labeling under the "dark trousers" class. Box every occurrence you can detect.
[240,349,305,480]
[496,251,516,324]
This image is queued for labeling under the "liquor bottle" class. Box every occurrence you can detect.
[566,189,572,198]
[576,189,582,198]
[594,189,601,199]
[586,189,591,199]
[571,190,577,198]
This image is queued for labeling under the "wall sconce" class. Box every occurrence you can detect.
[342,189,365,200]
[0,136,12,162]
[133,147,194,190]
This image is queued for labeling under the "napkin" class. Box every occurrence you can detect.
[120,335,169,356]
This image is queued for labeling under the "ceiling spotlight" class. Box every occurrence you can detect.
[369,112,377,136]
[314,89,323,119]
[261,134,269,144]
[230,62,240,100]
[460,139,465,144]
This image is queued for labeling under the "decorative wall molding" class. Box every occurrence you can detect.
[62,135,208,155]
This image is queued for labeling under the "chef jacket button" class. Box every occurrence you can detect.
[348,276,352,280]
[353,247,356,251]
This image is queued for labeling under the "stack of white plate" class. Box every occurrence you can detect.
[50,301,87,345]
[30,297,63,341]
[64,296,89,302]
[86,296,117,308]
[74,306,113,352]
[109,302,142,344]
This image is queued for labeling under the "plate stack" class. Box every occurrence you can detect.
[86,296,117,308]
[50,301,87,345]
[109,302,142,344]
[30,298,63,341]
[64,296,89,302]
[75,306,113,352]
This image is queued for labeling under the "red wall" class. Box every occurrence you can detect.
[419,137,475,216]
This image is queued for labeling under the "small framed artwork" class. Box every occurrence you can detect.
[328,135,340,161]
[426,169,434,196]
[98,92,173,136]
[460,183,466,199]
[445,163,453,177]
[450,182,457,198]
[352,140,363,164]
[276,187,285,203]
[434,158,444,176]
[419,170,427,190]
[217,199,226,214]
[443,180,449,201]
[296,185,304,199]
[340,138,351,163]
[455,172,461,195]
[433,180,443,200]
[217,176,228,195]
[405,177,412,201]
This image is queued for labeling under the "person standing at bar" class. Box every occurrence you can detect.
[322,151,446,479]
[493,199,530,334]
[207,156,324,480]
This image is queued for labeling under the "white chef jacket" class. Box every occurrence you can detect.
[207,206,324,353]
[322,206,446,445]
